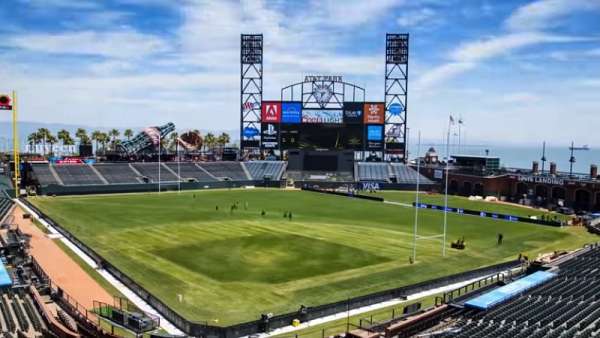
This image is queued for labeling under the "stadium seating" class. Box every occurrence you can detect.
[94,163,141,184]
[197,162,250,181]
[0,288,47,334]
[131,162,179,182]
[31,163,60,186]
[355,162,431,184]
[391,163,434,184]
[51,164,105,186]
[437,244,600,338]
[164,163,217,182]
[0,197,14,222]
[357,162,390,182]
[244,161,286,180]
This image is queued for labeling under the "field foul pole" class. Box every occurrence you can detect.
[412,131,421,262]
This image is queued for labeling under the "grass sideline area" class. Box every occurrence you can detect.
[374,191,570,221]
[30,189,594,325]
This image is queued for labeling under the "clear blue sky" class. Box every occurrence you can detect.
[0,0,599,145]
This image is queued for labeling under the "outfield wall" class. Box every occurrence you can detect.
[21,198,523,338]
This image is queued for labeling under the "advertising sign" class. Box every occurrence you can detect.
[0,95,12,110]
[363,103,385,124]
[261,123,279,149]
[243,127,259,139]
[242,101,260,112]
[366,125,383,150]
[388,102,403,116]
[343,102,363,124]
[281,102,302,123]
[261,101,281,123]
[302,110,343,124]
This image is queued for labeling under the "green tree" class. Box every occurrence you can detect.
[217,132,230,156]
[108,128,120,150]
[36,128,51,155]
[75,128,90,145]
[124,128,134,141]
[46,134,58,155]
[57,129,70,154]
[27,132,39,153]
[91,130,102,155]
[204,133,215,153]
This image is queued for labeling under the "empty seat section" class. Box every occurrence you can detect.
[132,163,179,182]
[52,164,104,185]
[165,163,217,182]
[391,163,433,184]
[357,163,390,182]
[245,161,285,180]
[31,163,59,186]
[94,163,140,184]
[198,162,248,180]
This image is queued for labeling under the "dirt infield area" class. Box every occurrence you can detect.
[12,205,113,309]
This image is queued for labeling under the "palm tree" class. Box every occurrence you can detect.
[124,129,133,141]
[75,128,90,145]
[204,133,215,153]
[57,129,70,155]
[108,128,120,150]
[168,132,179,153]
[46,134,58,155]
[91,130,102,155]
[27,133,39,153]
[64,135,76,155]
[217,132,230,156]
[36,128,51,155]
[97,132,109,154]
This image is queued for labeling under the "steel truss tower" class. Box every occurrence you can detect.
[384,33,409,162]
[240,34,263,152]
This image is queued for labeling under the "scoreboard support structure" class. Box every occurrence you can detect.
[240,34,263,153]
[384,34,409,162]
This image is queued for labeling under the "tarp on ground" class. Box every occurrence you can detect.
[0,261,12,287]
[465,270,556,310]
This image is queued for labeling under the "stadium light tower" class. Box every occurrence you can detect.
[240,34,263,154]
[384,34,409,162]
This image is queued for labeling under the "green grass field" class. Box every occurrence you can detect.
[29,189,595,326]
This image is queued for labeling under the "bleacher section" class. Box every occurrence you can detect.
[131,163,179,183]
[94,163,140,184]
[0,197,14,222]
[51,164,104,186]
[244,161,286,180]
[164,163,217,182]
[198,162,249,181]
[0,288,47,336]
[356,162,432,184]
[391,163,434,184]
[439,244,600,338]
[31,163,59,186]
[357,162,390,182]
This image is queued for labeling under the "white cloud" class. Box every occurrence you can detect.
[313,0,402,27]
[505,0,600,32]
[414,62,475,90]
[397,8,437,27]
[501,92,541,104]
[5,30,170,59]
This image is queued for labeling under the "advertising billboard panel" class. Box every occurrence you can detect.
[261,101,281,123]
[343,102,363,124]
[302,110,343,124]
[261,123,279,149]
[281,102,302,123]
[363,103,385,124]
[366,124,384,150]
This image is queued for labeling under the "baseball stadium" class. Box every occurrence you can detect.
[0,33,599,338]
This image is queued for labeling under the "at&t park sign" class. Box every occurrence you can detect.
[304,75,343,82]
[517,175,564,186]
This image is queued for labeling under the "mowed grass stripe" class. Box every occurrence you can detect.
[30,189,595,325]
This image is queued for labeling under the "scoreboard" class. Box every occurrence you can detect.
[260,101,385,151]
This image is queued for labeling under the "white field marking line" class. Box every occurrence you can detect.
[416,234,444,240]
[246,271,511,338]
[383,200,413,207]
[14,199,185,336]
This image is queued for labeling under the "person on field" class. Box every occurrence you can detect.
[497,233,503,245]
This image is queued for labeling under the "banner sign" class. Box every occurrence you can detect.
[55,157,84,164]
[261,123,279,149]
[261,101,281,123]
[413,202,562,226]
[364,103,385,124]
[243,126,259,139]
[302,110,343,124]
[281,102,302,123]
[388,102,404,116]
[343,102,363,124]
[517,175,564,186]
[367,125,383,141]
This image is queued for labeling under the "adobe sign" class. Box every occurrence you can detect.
[261,101,281,123]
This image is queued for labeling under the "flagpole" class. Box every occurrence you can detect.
[177,143,181,193]
[412,130,421,262]
[443,115,452,257]
[158,133,161,194]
